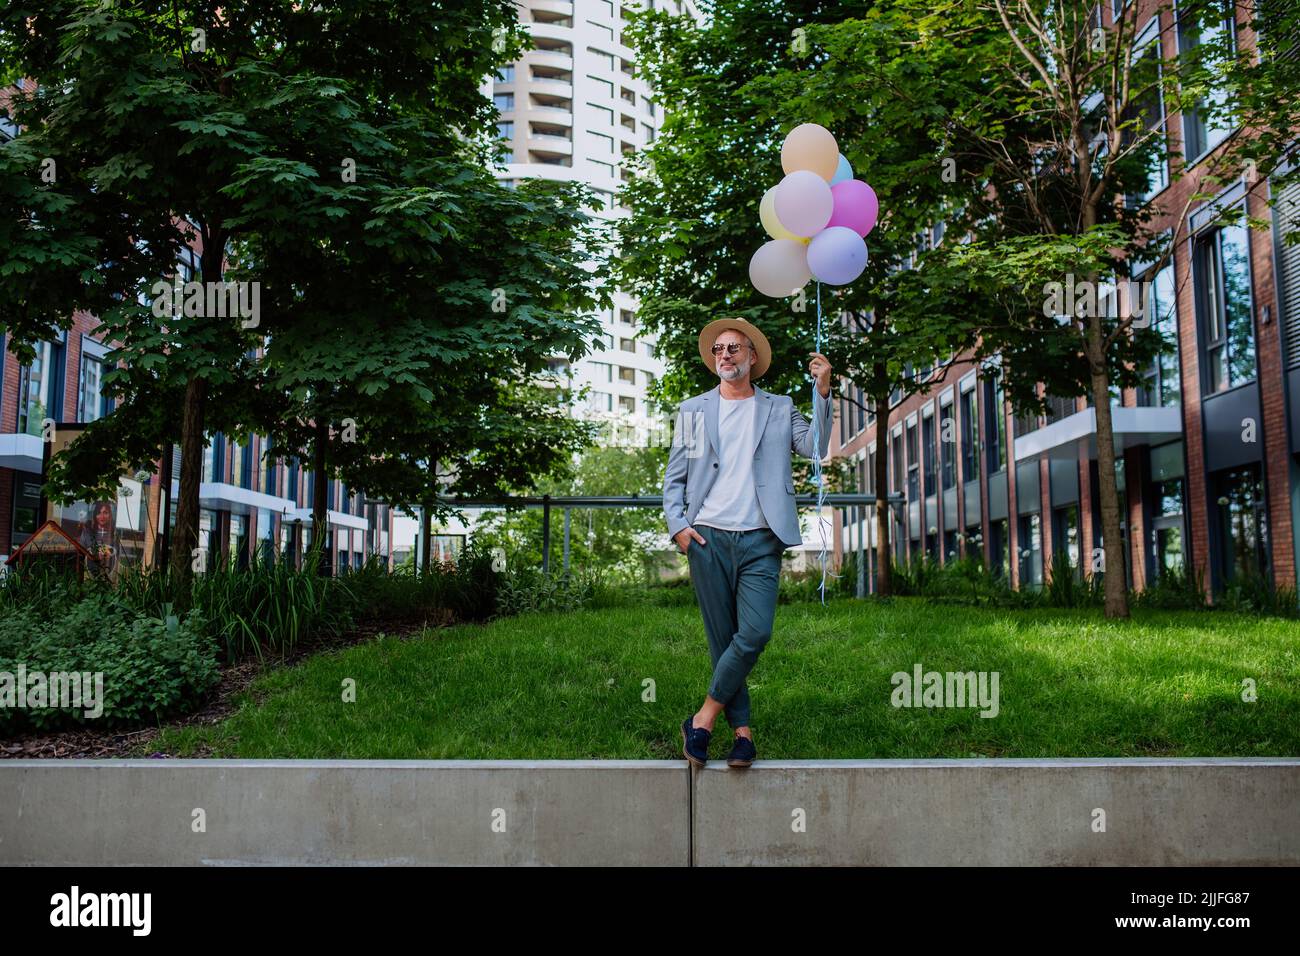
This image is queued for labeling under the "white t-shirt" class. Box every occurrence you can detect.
[693,394,767,531]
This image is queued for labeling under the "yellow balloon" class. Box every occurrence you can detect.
[781,123,839,181]
[760,186,804,241]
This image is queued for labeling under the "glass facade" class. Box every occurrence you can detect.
[1198,223,1255,393]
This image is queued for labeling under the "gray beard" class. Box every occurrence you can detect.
[718,363,749,381]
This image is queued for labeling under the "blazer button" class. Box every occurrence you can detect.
[712,463,718,468]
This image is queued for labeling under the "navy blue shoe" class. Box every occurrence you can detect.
[726,735,756,768]
[681,716,711,767]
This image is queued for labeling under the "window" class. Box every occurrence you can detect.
[231,514,249,570]
[1197,222,1255,392]
[257,508,274,564]
[1138,262,1181,406]
[589,76,614,99]
[983,371,1007,474]
[493,93,514,112]
[231,439,253,489]
[939,400,956,490]
[922,412,936,497]
[989,518,1009,578]
[203,434,222,484]
[1149,442,1186,580]
[1018,514,1043,588]
[77,337,111,422]
[1125,23,1169,201]
[618,366,635,383]
[497,121,514,141]
[589,48,615,73]
[18,340,60,436]
[960,386,980,483]
[618,395,635,414]
[495,65,514,83]
[619,337,635,352]
[1052,505,1081,581]
[905,421,919,501]
[261,443,277,497]
[890,430,903,494]
[1178,4,1236,162]
[1215,464,1269,585]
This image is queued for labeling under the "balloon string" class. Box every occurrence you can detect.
[810,281,838,605]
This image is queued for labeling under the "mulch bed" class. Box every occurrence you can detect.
[0,614,448,760]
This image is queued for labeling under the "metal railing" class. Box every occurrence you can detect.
[427,493,901,577]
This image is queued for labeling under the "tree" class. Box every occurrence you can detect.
[616,1,1000,594]
[0,0,529,578]
[880,0,1300,616]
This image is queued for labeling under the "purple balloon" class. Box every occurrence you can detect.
[827,180,879,237]
[807,226,867,285]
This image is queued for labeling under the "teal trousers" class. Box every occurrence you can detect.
[686,523,784,728]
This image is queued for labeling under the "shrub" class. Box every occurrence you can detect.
[0,591,219,732]
[496,565,604,615]
[1217,568,1300,618]
[1132,563,1208,611]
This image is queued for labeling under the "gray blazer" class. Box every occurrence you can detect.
[663,384,834,548]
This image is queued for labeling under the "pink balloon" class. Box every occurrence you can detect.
[827,180,878,237]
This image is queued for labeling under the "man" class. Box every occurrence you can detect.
[663,317,833,769]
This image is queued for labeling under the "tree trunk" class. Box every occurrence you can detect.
[169,376,207,580]
[1087,312,1130,619]
[311,417,330,576]
[169,226,225,581]
[873,381,892,597]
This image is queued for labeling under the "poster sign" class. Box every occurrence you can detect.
[42,424,153,579]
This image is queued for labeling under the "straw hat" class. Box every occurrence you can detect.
[697,317,772,379]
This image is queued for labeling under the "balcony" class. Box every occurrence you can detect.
[529,105,573,125]
[1013,404,1183,462]
[524,48,574,74]
[528,75,574,99]
[169,479,297,518]
[527,134,573,156]
[292,507,369,532]
[0,432,44,472]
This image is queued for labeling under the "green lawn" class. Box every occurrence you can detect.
[148,598,1300,759]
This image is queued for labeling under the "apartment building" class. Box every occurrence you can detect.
[489,0,704,431]
[831,2,1300,602]
[0,304,395,573]
[400,1,705,564]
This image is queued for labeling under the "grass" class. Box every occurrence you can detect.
[147,597,1300,759]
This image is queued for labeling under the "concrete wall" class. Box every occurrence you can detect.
[693,759,1300,866]
[2,758,1297,866]
[0,760,686,866]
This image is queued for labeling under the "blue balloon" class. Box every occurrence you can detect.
[829,153,853,186]
[807,226,867,285]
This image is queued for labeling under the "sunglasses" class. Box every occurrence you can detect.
[711,343,753,356]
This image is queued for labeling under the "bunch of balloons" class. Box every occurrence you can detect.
[748,123,877,298]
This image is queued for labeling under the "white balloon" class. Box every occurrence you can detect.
[749,239,812,298]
